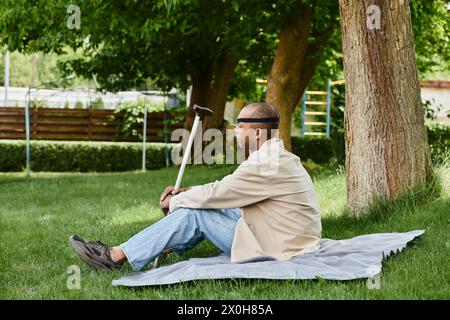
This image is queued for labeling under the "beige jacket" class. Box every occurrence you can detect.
[169,137,322,262]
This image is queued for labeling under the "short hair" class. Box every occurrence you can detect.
[243,102,280,130]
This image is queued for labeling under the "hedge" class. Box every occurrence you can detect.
[427,123,450,163]
[0,140,174,172]
[1,123,448,172]
[291,136,334,164]
[291,123,450,165]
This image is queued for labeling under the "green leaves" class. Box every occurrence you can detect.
[0,0,447,95]
[411,0,450,74]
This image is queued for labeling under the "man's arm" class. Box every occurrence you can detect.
[168,162,273,213]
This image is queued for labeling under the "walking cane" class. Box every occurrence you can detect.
[153,104,214,269]
[173,104,214,193]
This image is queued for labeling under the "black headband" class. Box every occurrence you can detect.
[237,117,279,123]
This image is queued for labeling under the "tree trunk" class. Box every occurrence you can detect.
[266,7,312,151]
[339,0,434,214]
[183,53,236,163]
[204,52,237,130]
[182,66,213,164]
[184,66,213,130]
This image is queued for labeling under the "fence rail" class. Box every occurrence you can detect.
[0,107,182,142]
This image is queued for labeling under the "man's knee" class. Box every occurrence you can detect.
[170,207,198,220]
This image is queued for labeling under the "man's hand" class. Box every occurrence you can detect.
[159,186,191,216]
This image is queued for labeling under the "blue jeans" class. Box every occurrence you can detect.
[120,207,241,270]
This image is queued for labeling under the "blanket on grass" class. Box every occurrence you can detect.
[112,230,424,286]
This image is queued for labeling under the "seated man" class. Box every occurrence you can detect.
[69,102,322,271]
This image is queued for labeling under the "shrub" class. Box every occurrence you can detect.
[427,123,450,164]
[291,136,334,164]
[112,99,185,139]
[301,123,450,165]
[0,140,175,172]
[89,97,104,109]
[74,100,84,109]
[301,158,339,177]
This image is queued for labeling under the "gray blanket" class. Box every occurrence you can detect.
[112,230,424,286]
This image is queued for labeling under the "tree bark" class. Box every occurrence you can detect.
[184,65,213,130]
[185,52,236,132]
[182,66,212,164]
[339,0,434,214]
[183,53,236,163]
[204,52,237,130]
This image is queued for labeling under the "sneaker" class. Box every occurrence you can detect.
[69,235,123,272]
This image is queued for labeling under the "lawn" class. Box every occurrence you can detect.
[0,162,449,299]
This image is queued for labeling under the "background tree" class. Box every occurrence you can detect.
[266,0,340,151]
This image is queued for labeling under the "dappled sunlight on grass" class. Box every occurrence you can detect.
[436,161,450,198]
[314,173,346,217]
[103,206,161,228]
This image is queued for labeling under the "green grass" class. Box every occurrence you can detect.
[0,163,449,299]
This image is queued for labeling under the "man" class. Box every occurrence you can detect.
[69,102,322,271]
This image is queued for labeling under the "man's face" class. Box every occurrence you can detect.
[234,107,259,151]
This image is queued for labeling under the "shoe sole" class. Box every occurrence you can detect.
[69,236,113,272]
